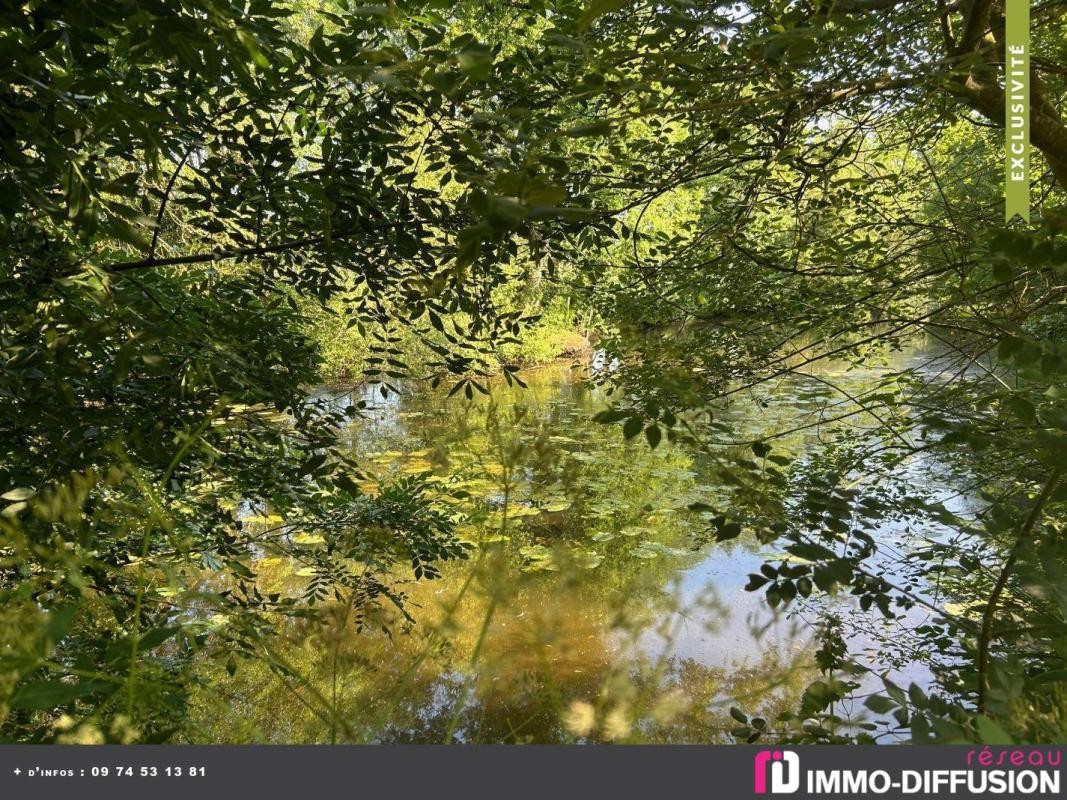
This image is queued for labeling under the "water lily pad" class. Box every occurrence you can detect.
[630,543,660,559]
[519,544,557,572]
[573,551,603,569]
[508,506,542,518]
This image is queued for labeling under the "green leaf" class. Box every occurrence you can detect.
[1029,669,1067,685]
[864,694,897,714]
[717,521,742,541]
[457,43,494,80]
[236,30,270,68]
[136,626,180,650]
[11,680,112,710]
[645,424,662,449]
[745,574,770,591]
[1,487,35,501]
[44,605,78,645]
[106,218,151,251]
[561,120,613,138]
[455,226,485,268]
[335,473,364,495]
[786,541,837,561]
[975,715,1014,744]
[523,181,568,207]
[578,0,628,30]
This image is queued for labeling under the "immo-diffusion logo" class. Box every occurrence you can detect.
[754,750,800,794]
[752,747,1062,796]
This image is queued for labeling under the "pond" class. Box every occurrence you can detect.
[186,350,977,743]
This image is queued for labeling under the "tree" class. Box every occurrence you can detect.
[2,0,1066,743]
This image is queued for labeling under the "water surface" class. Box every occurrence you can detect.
[188,353,973,743]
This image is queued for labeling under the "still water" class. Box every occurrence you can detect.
[187,354,971,743]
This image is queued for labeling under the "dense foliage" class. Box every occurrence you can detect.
[2,0,1066,743]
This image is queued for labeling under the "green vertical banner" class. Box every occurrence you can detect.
[1004,0,1030,223]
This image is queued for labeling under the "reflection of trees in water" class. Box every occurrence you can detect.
[187,533,815,743]
[187,360,960,743]
[375,650,811,744]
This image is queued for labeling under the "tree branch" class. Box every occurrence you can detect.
[149,144,194,261]
[959,73,1067,189]
[976,467,1062,713]
[97,221,402,276]
[958,0,997,53]
[831,0,908,10]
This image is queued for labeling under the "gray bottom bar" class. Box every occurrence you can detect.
[0,745,1061,800]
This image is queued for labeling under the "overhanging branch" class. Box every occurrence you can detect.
[96,221,403,276]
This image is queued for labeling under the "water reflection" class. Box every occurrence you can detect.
[187,352,971,743]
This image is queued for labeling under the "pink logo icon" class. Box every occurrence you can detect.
[754,750,801,794]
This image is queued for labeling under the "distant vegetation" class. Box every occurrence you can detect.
[2,0,1066,744]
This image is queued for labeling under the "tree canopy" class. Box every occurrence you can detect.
[2,0,1067,743]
